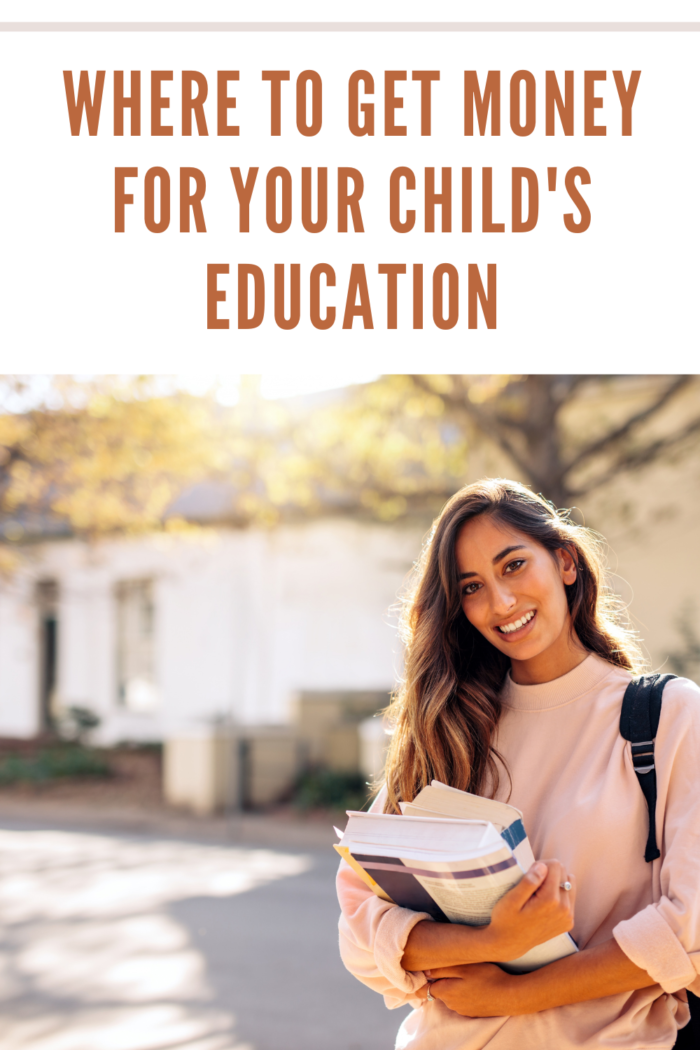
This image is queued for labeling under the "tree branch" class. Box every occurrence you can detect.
[569,414,700,498]
[562,376,691,478]
[411,376,540,485]
[554,375,588,405]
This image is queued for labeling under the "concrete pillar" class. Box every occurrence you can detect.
[163,731,241,815]
[163,727,300,814]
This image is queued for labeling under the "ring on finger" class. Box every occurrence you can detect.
[560,878,572,892]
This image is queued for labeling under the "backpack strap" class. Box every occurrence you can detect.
[619,673,677,862]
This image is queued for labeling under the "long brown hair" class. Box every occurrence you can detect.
[383,478,643,814]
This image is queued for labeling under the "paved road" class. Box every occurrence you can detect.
[0,818,410,1050]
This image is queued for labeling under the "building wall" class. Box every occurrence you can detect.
[0,519,424,743]
[0,574,39,737]
[586,455,700,672]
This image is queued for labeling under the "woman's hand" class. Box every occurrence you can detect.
[416,963,515,1017]
[401,859,574,973]
[416,938,657,1017]
[480,859,576,962]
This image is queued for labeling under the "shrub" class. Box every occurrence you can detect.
[0,745,111,785]
[293,769,371,812]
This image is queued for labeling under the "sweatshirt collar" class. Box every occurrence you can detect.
[500,653,618,711]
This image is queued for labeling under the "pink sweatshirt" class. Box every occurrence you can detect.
[337,654,700,1049]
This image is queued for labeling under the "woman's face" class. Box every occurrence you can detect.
[454,513,584,684]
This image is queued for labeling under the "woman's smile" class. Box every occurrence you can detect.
[494,609,537,639]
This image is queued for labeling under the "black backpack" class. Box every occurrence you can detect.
[620,673,698,1047]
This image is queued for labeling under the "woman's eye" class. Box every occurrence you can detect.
[504,559,525,574]
[462,582,481,596]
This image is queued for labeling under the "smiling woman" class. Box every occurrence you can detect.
[455,517,584,685]
[336,478,700,1050]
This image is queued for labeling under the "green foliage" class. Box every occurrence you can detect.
[293,768,371,812]
[0,376,231,539]
[0,745,111,785]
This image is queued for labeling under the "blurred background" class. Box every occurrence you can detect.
[1,372,699,1050]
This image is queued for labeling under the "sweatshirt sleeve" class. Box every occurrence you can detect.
[335,786,432,1010]
[613,677,700,994]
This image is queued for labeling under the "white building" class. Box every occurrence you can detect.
[0,517,424,744]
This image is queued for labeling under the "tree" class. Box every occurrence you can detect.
[296,374,700,517]
[0,376,229,543]
[2,375,699,553]
[0,375,335,554]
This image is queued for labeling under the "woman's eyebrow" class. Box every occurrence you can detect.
[493,544,527,565]
[458,545,527,579]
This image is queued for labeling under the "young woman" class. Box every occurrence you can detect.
[337,478,700,1049]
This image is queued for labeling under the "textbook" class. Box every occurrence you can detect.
[335,782,577,973]
[400,780,535,871]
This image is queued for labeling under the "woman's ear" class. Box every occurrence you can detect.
[557,547,578,586]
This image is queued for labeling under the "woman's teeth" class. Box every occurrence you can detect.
[497,611,535,634]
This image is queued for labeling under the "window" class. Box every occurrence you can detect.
[37,579,59,729]
[115,580,158,712]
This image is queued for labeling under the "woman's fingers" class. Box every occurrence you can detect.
[530,859,567,903]
[426,977,452,1003]
[428,965,469,980]
[498,862,548,912]
[428,975,473,1012]
[480,859,576,961]
[497,860,567,916]
[425,963,511,1018]
[520,860,575,931]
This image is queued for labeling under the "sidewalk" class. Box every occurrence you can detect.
[0,793,340,849]
[0,798,402,1050]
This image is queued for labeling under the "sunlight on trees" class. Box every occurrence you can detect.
[1,375,699,555]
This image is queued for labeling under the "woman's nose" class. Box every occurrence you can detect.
[490,582,517,617]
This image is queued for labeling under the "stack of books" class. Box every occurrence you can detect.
[335,781,577,973]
